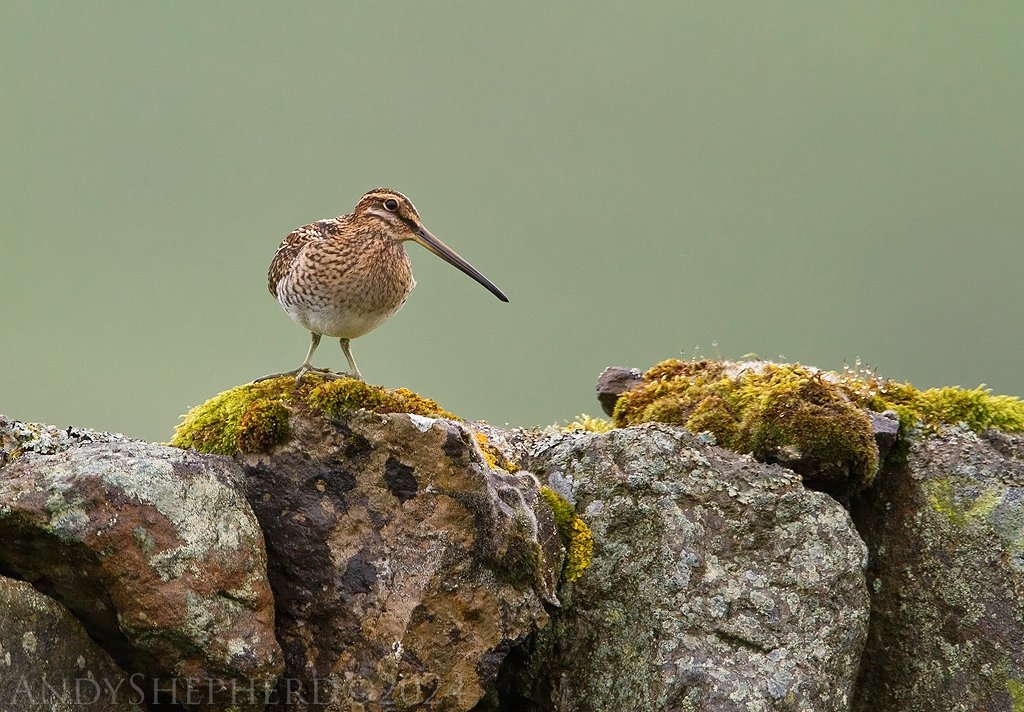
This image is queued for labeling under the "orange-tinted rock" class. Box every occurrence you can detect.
[0,438,283,711]
[239,410,562,711]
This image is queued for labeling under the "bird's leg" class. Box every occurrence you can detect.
[254,332,339,383]
[340,338,363,381]
[294,332,323,384]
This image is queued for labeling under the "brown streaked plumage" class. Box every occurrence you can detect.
[258,188,508,383]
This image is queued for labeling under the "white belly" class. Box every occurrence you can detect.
[282,300,399,339]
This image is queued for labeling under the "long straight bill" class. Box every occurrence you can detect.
[414,227,509,302]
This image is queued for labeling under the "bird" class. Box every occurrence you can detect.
[258,187,508,384]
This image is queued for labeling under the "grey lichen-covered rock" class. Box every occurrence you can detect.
[238,409,563,712]
[0,575,144,711]
[0,430,283,711]
[852,427,1024,712]
[502,423,869,712]
[0,414,129,468]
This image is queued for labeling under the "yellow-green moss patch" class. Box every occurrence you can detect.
[170,377,297,455]
[1007,678,1024,712]
[171,374,456,456]
[613,358,1024,494]
[307,378,455,420]
[839,375,1024,433]
[614,360,878,493]
[474,432,520,473]
[539,486,593,583]
[923,478,1007,529]
[561,414,615,433]
[563,515,594,582]
[236,398,290,454]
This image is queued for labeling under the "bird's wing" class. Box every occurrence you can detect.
[267,222,329,296]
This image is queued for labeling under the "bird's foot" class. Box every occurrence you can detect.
[253,367,358,385]
[252,369,301,383]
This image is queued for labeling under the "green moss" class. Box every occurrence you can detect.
[615,360,878,493]
[539,486,593,583]
[171,373,456,456]
[923,478,1006,528]
[613,359,727,426]
[841,376,1024,433]
[170,377,297,455]
[561,414,615,433]
[741,367,877,489]
[686,393,741,442]
[1008,678,1024,712]
[614,358,1024,494]
[307,379,455,420]
[236,398,290,454]
[564,515,594,583]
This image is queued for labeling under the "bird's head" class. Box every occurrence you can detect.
[353,188,424,236]
[352,188,508,302]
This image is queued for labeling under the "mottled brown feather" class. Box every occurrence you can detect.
[268,222,330,297]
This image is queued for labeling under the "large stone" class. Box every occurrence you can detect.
[501,424,869,711]
[595,366,643,417]
[0,432,283,710]
[852,427,1024,711]
[238,409,562,711]
[0,574,143,711]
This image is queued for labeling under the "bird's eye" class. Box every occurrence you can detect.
[383,199,399,211]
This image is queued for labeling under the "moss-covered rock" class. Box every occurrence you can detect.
[840,376,1024,434]
[614,360,879,495]
[307,379,455,421]
[170,374,454,456]
[612,358,1024,497]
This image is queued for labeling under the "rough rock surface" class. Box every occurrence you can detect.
[852,427,1024,711]
[0,431,283,710]
[595,366,643,416]
[501,424,870,712]
[867,410,900,460]
[0,574,143,711]
[238,409,563,711]
[0,415,129,468]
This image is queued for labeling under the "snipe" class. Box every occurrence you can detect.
[258,188,507,383]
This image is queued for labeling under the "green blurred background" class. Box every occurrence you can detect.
[2,3,1022,442]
